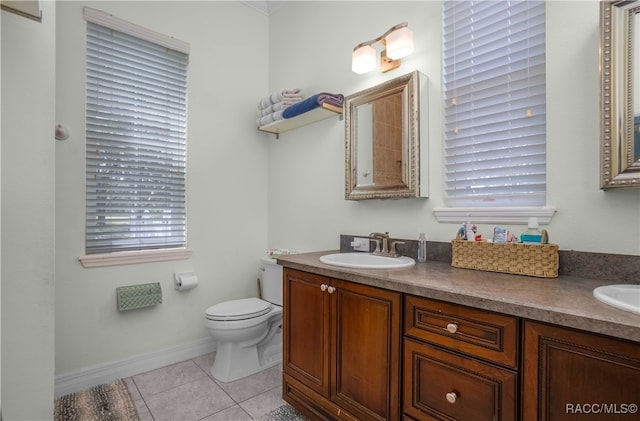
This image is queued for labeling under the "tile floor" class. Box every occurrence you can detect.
[124,352,286,420]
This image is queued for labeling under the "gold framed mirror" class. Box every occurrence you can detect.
[345,71,425,200]
[1,1,41,21]
[601,0,640,189]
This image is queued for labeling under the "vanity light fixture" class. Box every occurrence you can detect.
[351,22,414,74]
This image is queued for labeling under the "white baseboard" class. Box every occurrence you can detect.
[54,336,216,398]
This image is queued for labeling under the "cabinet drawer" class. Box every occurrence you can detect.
[403,338,517,421]
[404,295,518,368]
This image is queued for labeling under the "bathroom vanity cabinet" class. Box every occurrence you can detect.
[282,268,401,421]
[278,253,640,421]
[403,295,519,421]
[522,321,640,421]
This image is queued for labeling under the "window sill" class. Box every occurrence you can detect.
[79,248,192,268]
[432,206,557,225]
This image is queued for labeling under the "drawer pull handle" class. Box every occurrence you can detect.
[446,323,458,334]
[320,284,327,291]
[446,391,457,404]
[327,286,336,294]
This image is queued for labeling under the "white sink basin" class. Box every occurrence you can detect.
[320,253,415,269]
[593,284,640,314]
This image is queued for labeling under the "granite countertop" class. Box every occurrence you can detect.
[277,250,640,343]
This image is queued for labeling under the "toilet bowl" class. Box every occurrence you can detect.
[204,257,283,382]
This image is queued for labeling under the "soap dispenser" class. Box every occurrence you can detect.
[521,217,542,244]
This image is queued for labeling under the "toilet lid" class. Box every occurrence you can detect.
[205,297,272,321]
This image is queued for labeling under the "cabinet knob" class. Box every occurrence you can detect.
[446,323,458,333]
[327,286,336,294]
[320,284,327,291]
[445,391,457,404]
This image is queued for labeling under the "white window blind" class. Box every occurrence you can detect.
[443,0,546,207]
[85,11,188,254]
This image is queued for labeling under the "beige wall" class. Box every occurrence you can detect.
[1,1,56,418]
[267,1,640,255]
[55,1,270,375]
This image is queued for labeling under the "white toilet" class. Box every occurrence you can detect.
[204,257,283,382]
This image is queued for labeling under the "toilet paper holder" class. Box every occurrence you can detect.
[174,271,198,290]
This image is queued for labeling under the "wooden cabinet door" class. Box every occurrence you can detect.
[331,279,402,421]
[523,321,640,421]
[283,269,331,398]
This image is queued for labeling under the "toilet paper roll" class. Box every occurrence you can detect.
[175,272,198,291]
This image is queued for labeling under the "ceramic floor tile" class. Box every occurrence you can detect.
[144,376,235,421]
[123,377,142,401]
[200,405,253,420]
[238,386,286,419]
[215,364,282,403]
[124,354,286,421]
[133,359,208,398]
[124,376,154,421]
[192,352,215,377]
[133,399,154,421]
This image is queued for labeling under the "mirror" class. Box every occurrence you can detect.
[1,1,41,21]
[601,0,640,189]
[345,71,424,200]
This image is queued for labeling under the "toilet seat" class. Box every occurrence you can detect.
[205,297,272,322]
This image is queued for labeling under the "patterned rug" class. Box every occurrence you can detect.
[54,379,140,421]
[260,404,308,420]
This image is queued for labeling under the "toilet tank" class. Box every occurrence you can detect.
[261,257,283,306]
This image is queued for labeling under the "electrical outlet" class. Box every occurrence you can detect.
[350,237,370,251]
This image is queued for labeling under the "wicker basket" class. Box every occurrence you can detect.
[451,239,559,278]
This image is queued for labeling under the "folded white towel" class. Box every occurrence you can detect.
[260,104,273,116]
[259,96,272,109]
[260,106,272,117]
[259,102,282,116]
[257,110,285,127]
[258,88,302,109]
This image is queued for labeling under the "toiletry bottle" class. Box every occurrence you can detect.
[417,233,427,263]
[521,217,542,244]
[465,214,475,241]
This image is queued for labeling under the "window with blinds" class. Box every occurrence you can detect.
[443,0,546,207]
[85,8,189,255]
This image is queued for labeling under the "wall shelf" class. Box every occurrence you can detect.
[258,103,343,139]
